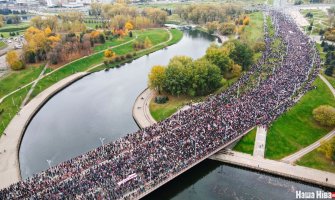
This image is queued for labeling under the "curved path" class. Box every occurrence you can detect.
[281,74,335,164]
[0,72,88,189]
[132,88,156,128]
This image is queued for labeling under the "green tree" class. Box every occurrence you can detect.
[190,58,222,96]
[229,40,254,70]
[205,45,233,73]
[164,56,193,96]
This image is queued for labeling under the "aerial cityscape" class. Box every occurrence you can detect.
[0,0,334,199]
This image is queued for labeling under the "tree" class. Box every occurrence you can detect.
[190,58,222,96]
[205,21,219,34]
[231,64,242,77]
[125,21,133,31]
[229,40,254,70]
[205,45,233,73]
[218,23,235,35]
[148,65,166,94]
[254,41,266,52]
[6,50,24,70]
[104,49,115,58]
[317,139,335,160]
[313,105,335,127]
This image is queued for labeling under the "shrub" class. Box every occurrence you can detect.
[155,96,169,104]
[126,53,132,59]
[10,60,24,70]
[103,60,108,66]
[120,55,126,60]
[313,105,335,127]
[324,66,334,77]
[115,56,121,62]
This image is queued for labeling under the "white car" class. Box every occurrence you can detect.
[14,44,22,49]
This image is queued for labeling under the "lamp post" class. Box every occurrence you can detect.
[47,159,52,169]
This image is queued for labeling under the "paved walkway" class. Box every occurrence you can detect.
[0,72,88,189]
[319,74,335,98]
[133,88,157,128]
[253,126,267,158]
[211,151,335,189]
[20,63,49,108]
[281,129,335,164]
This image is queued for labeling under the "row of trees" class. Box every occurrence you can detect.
[89,3,167,29]
[30,14,86,33]
[175,4,243,25]
[148,39,254,96]
[22,26,94,65]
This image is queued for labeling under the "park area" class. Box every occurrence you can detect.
[0,28,183,137]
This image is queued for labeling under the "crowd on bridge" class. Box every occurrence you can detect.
[0,9,320,200]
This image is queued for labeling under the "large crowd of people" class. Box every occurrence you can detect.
[0,9,320,199]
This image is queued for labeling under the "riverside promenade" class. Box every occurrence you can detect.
[211,151,335,189]
[132,88,156,128]
[0,72,88,189]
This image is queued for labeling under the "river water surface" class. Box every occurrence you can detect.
[19,30,325,199]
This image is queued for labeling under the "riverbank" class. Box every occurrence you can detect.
[211,151,335,189]
[0,72,88,189]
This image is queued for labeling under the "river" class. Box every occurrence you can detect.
[19,29,325,199]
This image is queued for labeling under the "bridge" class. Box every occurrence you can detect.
[0,9,320,199]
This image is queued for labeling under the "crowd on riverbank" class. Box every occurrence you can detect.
[0,9,320,199]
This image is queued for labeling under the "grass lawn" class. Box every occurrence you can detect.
[240,11,264,47]
[137,29,169,46]
[0,22,29,32]
[150,95,195,122]
[0,87,29,136]
[0,41,6,49]
[85,22,103,29]
[322,72,335,88]
[296,139,335,173]
[265,77,335,160]
[0,65,45,99]
[93,36,132,52]
[233,128,257,155]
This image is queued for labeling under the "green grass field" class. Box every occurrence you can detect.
[93,36,132,52]
[0,66,45,99]
[296,138,335,173]
[240,12,264,47]
[0,87,29,136]
[323,72,335,88]
[265,77,335,160]
[233,128,257,154]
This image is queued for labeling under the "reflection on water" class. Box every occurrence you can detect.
[144,160,325,200]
